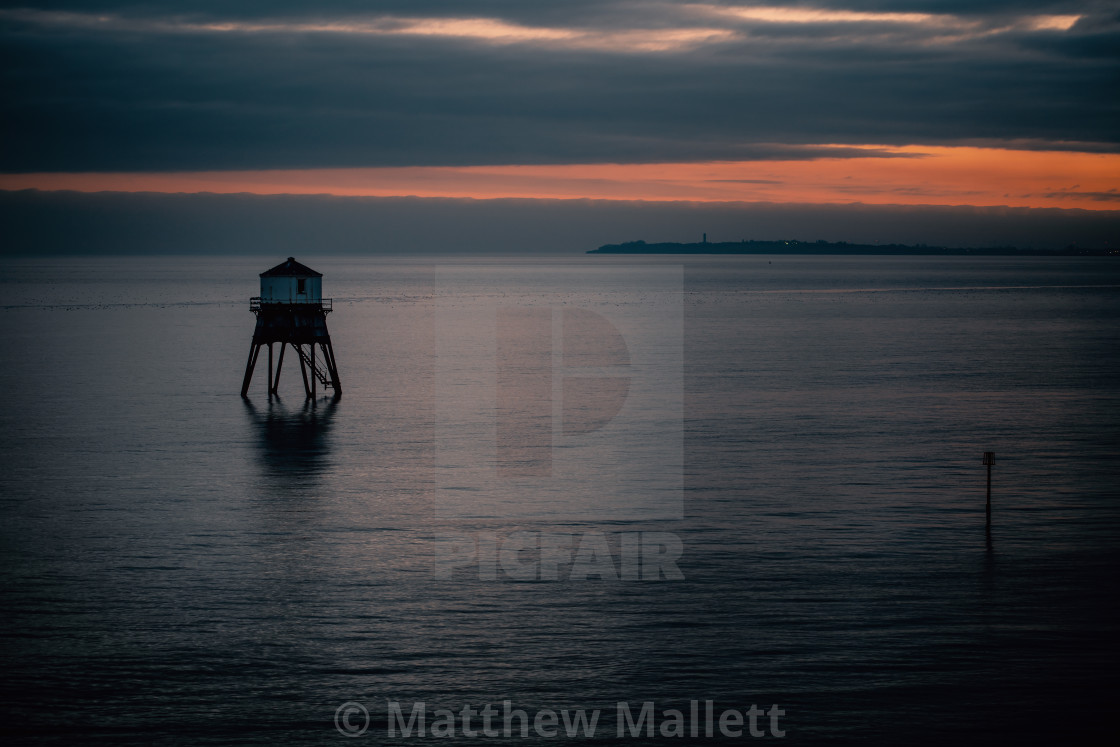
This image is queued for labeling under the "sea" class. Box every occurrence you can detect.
[1,254,1117,745]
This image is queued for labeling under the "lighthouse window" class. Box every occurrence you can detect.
[297,279,306,294]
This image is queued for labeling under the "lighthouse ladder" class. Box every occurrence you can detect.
[295,344,334,389]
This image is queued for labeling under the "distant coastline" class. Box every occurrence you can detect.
[589,239,1115,256]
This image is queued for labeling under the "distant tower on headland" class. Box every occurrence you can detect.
[240,257,341,399]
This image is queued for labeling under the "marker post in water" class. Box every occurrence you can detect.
[983,452,995,529]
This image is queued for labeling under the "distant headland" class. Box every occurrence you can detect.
[589,239,1115,256]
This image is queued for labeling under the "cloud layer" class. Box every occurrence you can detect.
[3,1,1117,172]
[3,189,1117,255]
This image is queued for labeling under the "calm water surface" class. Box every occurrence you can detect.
[1,255,1117,744]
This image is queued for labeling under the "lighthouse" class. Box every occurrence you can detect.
[240,257,342,399]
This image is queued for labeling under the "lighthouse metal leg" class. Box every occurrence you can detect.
[266,343,274,396]
[271,342,286,395]
[296,344,312,399]
[310,345,316,398]
[240,342,261,397]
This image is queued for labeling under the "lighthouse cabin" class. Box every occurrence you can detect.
[258,257,323,305]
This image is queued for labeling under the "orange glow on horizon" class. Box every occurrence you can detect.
[2,145,1117,211]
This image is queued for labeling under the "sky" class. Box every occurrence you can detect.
[2,0,1119,253]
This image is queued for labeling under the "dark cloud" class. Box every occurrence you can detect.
[1,1,1117,172]
[1045,189,1120,202]
[3,189,1117,255]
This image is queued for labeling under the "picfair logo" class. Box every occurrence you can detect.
[435,265,683,523]
[496,307,632,476]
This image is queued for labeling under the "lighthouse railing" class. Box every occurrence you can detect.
[249,297,332,312]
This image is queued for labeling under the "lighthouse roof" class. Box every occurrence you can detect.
[260,257,322,278]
